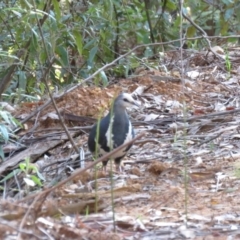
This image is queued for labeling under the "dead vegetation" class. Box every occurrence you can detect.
[2,47,240,239]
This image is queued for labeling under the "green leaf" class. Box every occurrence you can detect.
[227,37,239,43]
[31,175,42,186]
[18,71,27,91]
[84,39,97,49]
[0,169,21,182]
[99,71,108,87]
[166,0,177,11]
[224,8,234,21]
[35,10,55,21]
[39,82,46,94]
[24,157,30,170]
[0,124,9,142]
[89,46,98,64]
[220,21,229,35]
[0,111,10,124]
[56,46,69,66]
[0,51,19,60]
[11,10,22,17]
[19,163,26,172]
[73,30,83,55]
[187,26,196,38]
[52,0,61,21]
[28,164,38,172]
[30,34,38,52]
[144,47,153,58]
[20,0,32,9]
[124,64,130,78]
[0,145,4,160]
[10,117,22,128]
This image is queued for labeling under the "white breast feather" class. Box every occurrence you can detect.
[124,121,133,144]
[105,116,114,150]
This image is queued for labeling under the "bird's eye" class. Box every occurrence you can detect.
[123,98,128,102]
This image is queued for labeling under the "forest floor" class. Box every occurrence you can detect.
[2,46,240,239]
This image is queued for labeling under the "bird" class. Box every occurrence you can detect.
[88,93,140,172]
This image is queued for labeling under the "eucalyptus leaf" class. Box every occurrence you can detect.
[99,70,108,87]
[56,45,69,66]
[88,46,98,64]
[73,30,83,55]
[52,0,61,21]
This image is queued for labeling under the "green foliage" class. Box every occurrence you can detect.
[0,108,21,160]
[0,124,8,159]
[2,90,40,104]
[0,157,44,192]
[19,157,45,187]
[225,50,232,73]
[186,0,240,37]
[0,0,239,99]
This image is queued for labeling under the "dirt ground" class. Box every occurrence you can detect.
[2,47,240,239]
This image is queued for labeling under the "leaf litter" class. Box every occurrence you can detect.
[2,47,240,239]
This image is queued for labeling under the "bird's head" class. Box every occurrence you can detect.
[114,93,140,109]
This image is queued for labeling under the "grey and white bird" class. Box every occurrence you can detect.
[88,93,140,172]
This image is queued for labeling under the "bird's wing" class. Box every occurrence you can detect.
[88,115,110,153]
